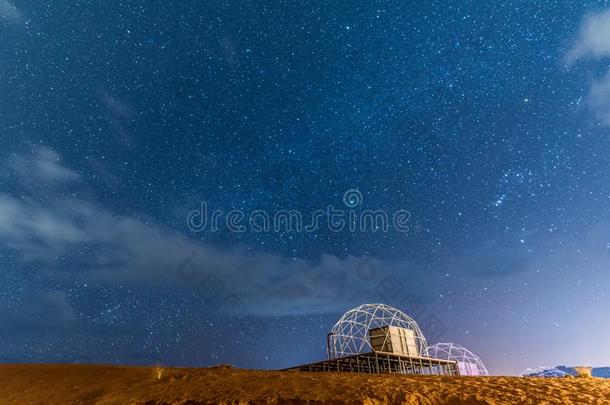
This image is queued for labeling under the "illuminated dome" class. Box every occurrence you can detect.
[427,343,489,376]
[520,366,570,378]
[327,303,428,359]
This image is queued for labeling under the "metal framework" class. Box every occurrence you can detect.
[427,343,489,376]
[327,303,428,359]
[520,366,570,378]
[284,351,459,375]
[283,303,465,376]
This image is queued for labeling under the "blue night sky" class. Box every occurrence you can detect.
[1,1,610,375]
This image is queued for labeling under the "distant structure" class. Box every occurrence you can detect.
[558,365,602,378]
[427,343,489,376]
[520,366,570,378]
[285,303,460,375]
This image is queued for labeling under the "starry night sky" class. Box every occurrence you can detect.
[2,1,610,375]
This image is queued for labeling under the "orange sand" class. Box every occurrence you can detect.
[1,364,609,404]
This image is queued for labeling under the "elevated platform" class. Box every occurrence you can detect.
[284,351,460,376]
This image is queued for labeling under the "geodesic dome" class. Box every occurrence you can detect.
[520,366,570,378]
[327,303,428,359]
[427,343,489,376]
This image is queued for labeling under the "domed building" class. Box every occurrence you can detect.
[327,303,429,359]
[286,303,460,376]
[427,343,489,376]
[520,366,570,378]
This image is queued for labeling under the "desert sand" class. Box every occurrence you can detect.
[1,364,609,404]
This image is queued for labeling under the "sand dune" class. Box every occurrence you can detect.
[1,364,609,404]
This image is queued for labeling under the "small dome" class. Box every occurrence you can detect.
[327,303,428,359]
[427,343,489,376]
[520,366,570,378]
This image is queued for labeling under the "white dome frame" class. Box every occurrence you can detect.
[520,366,570,378]
[427,343,489,376]
[327,303,428,359]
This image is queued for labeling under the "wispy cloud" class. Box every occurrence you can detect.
[9,147,81,183]
[565,9,610,65]
[589,70,610,126]
[0,0,22,24]
[0,148,441,316]
[566,8,610,126]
